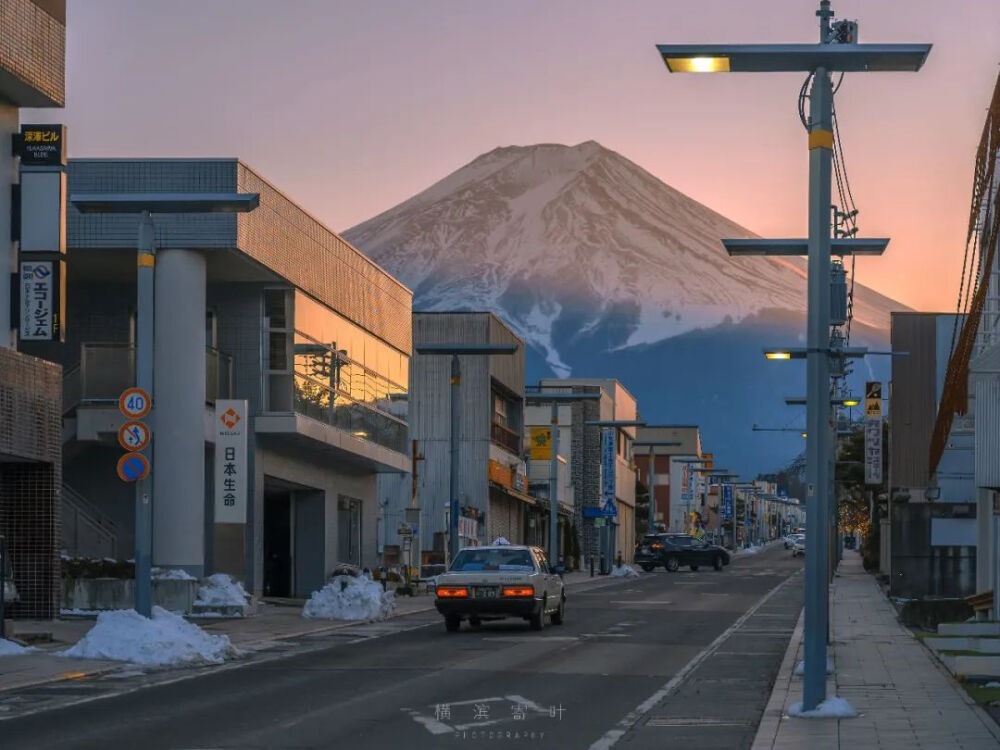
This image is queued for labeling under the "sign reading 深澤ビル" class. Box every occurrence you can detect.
[214,400,249,524]
[18,124,66,166]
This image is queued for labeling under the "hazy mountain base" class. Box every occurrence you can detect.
[522,307,890,477]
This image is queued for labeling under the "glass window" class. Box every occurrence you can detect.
[450,548,536,572]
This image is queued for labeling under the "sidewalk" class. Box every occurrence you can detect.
[0,565,630,694]
[752,552,1000,750]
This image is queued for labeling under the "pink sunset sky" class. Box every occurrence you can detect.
[32,0,1000,311]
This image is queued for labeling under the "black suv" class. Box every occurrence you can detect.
[634,534,730,572]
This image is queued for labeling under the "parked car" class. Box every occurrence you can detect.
[792,537,806,557]
[784,533,805,550]
[433,544,565,632]
[634,533,730,572]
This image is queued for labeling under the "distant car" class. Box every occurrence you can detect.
[434,545,565,632]
[792,537,806,557]
[634,533,730,572]
[784,533,805,550]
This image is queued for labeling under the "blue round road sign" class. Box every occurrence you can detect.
[117,453,150,482]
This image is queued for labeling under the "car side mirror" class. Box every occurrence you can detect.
[553,564,566,576]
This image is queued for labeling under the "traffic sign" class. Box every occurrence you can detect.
[117,453,150,482]
[119,387,151,419]
[583,504,618,519]
[118,421,150,452]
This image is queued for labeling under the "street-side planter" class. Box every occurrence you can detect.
[61,577,197,613]
[942,654,1000,680]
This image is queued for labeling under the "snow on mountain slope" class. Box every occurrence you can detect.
[345,141,904,376]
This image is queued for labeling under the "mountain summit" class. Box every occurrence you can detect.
[344,141,900,473]
[345,141,900,377]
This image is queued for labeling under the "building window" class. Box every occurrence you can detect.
[289,291,408,453]
[493,394,508,428]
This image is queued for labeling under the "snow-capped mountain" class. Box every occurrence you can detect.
[345,141,900,377]
[344,141,903,474]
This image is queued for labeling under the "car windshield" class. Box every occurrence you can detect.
[449,548,536,572]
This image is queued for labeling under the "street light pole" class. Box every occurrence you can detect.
[549,401,560,564]
[135,212,155,617]
[449,353,461,565]
[803,2,835,711]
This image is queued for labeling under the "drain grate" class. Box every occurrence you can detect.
[646,717,753,728]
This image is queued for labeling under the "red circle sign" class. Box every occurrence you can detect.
[118,421,150,452]
[117,453,150,482]
[119,387,151,419]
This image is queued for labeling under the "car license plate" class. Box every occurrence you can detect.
[475,586,498,599]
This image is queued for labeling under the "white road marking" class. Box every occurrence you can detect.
[609,600,672,605]
[587,574,796,750]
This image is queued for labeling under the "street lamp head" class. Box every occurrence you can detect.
[657,44,930,74]
[841,398,861,407]
[765,350,794,361]
[663,55,731,73]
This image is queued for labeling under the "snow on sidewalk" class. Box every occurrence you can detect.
[302,575,395,621]
[0,638,34,656]
[610,564,640,578]
[194,574,251,615]
[60,606,237,666]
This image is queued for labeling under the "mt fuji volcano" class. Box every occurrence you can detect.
[344,141,902,474]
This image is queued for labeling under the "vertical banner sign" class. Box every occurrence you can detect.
[865,381,883,485]
[214,400,249,523]
[19,261,54,340]
[600,428,616,513]
[529,427,552,460]
[722,484,734,520]
[681,463,693,505]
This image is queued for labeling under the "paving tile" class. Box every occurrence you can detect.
[750,553,1000,750]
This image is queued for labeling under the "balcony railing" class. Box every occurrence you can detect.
[63,342,233,414]
[292,372,407,454]
[491,421,522,456]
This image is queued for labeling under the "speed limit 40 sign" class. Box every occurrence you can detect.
[119,387,151,419]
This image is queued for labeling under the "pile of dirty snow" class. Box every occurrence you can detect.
[610,564,640,578]
[788,696,857,718]
[195,574,250,615]
[60,606,236,666]
[0,638,34,656]
[302,575,395,621]
[741,545,761,555]
[151,567,197,581]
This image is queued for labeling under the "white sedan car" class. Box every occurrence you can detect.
[434,544,565,632]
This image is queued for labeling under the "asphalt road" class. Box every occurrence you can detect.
[0,545,803,750]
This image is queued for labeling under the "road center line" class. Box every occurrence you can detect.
[587,572,798,750]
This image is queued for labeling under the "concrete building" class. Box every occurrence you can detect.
[0,0,65,619]
[889,312,976,599]
[523,399,573,555]
[23,158,411,598]
[538,378,638,568]
[634,426,702,532]
[400,312,529,567]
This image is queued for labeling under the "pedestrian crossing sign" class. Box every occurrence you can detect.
[602,499,617,517]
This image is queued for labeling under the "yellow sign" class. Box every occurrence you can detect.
[865,381,883,418]
[529,427,552,460]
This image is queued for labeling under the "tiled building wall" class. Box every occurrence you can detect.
[571,396,602,562]
[0,349,61,618]
[238,164,412,355]
[0,0,65,107]
[209,282,268,413]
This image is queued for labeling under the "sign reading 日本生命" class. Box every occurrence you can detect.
[600,429,617,515]
[214,400,249,524]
